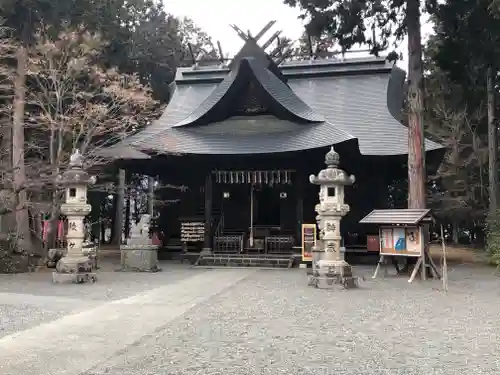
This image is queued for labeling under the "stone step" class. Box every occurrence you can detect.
[194,254,293,269]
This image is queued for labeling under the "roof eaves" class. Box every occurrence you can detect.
[359,209,432,225]
[279,56,388,69]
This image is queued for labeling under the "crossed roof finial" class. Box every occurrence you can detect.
[229,21,281,50]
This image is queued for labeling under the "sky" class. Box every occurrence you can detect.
[164,0,434,72]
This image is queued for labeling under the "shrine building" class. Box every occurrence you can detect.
[104,27,443,263]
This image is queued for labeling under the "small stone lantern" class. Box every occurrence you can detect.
[308,146,358,288]
[52,149,97,284]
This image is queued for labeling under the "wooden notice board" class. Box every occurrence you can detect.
[379,226,423,257]
[301,224,316,261]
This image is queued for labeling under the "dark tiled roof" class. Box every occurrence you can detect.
[109,52,443,156]
[288,72,441,155]
[139,117,355,154]
[95,145,150,160]
[174,56,394,84]
[173,58,324,128]
[360,209,433,225]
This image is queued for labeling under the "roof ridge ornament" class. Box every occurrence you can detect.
[310,146,355,185]
[325,146,339,167]
[230,21,277,45]
[69,149,84,168]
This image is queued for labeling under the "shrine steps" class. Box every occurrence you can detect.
[194,253,294,269]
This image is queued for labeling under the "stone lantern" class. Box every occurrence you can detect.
[308,146,358,288]
[52,149,97,284]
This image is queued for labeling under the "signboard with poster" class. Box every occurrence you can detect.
[359,209,441,283]
[301,224,316,262]
[379,226,423,257]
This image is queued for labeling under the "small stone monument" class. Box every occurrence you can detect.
[307,146,359,289]
[120,213,160,272]
[52,149,97,284]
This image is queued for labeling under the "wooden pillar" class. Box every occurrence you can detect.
[296,171,304,242]
[124,189,131,240]
[112,168,126,245]
[203,173,213,252]
[147,176,154,216]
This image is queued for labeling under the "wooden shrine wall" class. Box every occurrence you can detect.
[134,147,400,243]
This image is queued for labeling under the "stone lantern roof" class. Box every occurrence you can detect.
[56,150,96,186]
[309,146,356,186]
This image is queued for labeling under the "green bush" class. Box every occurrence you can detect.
[486,210,500,267]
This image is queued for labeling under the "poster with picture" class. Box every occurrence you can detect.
[405,227,421,254]
[380,228,393,250]
[393,228,407,251]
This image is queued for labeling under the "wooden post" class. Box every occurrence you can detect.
[406,0,426,210]
[441,224,448,292]
[112,168,126,245]
[147,176,154,217]
[203,173,213,252]
[124,188,131,240]
[296,172,303,242]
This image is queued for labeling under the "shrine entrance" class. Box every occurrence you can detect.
[210,169,297,258]
[254,184,281,227]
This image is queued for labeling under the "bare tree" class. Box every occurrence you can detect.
[3,28,162,252]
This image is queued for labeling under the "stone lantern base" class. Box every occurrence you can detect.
[308,258,360,289]
[52,256,97,284]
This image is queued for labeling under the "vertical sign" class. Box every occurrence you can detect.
[380,227,393,251]
[302,224,316,261]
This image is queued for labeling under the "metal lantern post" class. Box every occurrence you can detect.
[52,149,97,284]
[307,146,359,289]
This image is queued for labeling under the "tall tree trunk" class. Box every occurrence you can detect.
[0,118,13,235]
[12,46,37,255]
[406,0,426,209]
[487,65,497,218]
[111,168,125,246]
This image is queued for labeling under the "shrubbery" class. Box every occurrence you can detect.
[486,210,500,267]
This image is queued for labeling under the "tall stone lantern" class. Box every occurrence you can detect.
[308,146,358,288]
[52,149,97,284]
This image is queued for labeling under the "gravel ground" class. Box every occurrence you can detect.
[0,261,197,300]
[0,261,197,338]
[2,262,500,375]
[83,264,500,375]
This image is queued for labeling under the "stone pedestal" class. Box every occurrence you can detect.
[52,247,97,283]
[120,244,160,272]
[119,214,161,272]
[52,257,97,283]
